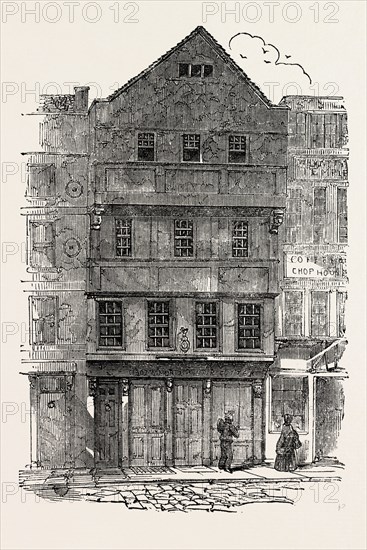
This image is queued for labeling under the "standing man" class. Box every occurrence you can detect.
[217,410,239,473]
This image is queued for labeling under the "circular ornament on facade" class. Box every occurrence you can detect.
[63,238,81,258]
[65,180,83,198]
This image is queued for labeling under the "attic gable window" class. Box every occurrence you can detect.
[178,63,213,78]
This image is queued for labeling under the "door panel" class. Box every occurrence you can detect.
[130,380,166,466]
[211,381,254,466]
[174,380,203,466]
[39,391,67,468]
[95,380,120,468]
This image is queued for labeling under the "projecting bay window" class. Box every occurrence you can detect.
[195,301,218,349]
[237,303,261,350]
[182,134,200,162]
[310,291,329,337]
[137,133,155,161]
[271,376,308,432]
[115,219,132,257]
[232,221,248,257]
[147,300,171,349]
[284,291,303,337]
[98,301,124,348]
[228,135,246,163]
[174,219,194,257]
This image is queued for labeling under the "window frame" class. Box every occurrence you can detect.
[173,218,195,258]
[312,186,327,244]
[28,219,56,270]
[96,299,125,350]
[310,290,329,337]
[30,295,58,347]
[235,301,263,353]
[231,219,249,258]
[146,298,174,351]
[269,375,309,434]
[228,135,247,164]
[337,187,348,244]
[178,63,213,78]
[115,218,133,258]
[182,134,201,163]
[194,299,221,352]
[137,132,155,162]
[283,290,304,337]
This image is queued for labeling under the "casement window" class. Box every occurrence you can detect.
[182,134,200,162]
[31,296,57,345]
[27,164,56,198]
[115,219,132,257]
[174,219,194,257]
[29,221,56,268]
[313,187,327,244]
[271,376,308,432]
[228,135,246,163]
[147,300,171,348]
[237,303,261,350]
[232,221,248,257]
[178,63,213,78]
[311,291,329,337]
[284,291,303,336]
[137,133,155,161]
[285,188,302,243]
[98,301,123,348]
[337,187,348,243]
[195,301,218,349]
[337,291,347,337]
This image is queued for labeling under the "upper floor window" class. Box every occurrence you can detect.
[115,219,132,257]
[313,187,327,244]
[138,133,155,161]
[232,221,248,257]
[174,220,194,257]
[237,303,261,350]
[29,221,56,268]
[310,291,329,337]
[178,63,213,78]
[31,296,57,345]
[183,134,200,162]
[284,291,303,336]
[147,300,171,348]
[285,188,302,243]
[337,187,348,243]
[98,301,123,348]
[228,135,246,163]
[195,301,218,349]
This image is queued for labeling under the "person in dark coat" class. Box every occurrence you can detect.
[217,411,239,473]
[274,414,302,472]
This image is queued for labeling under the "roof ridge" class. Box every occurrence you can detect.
[106,25,273,107]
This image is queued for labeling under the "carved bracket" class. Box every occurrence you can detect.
[269,209,284,235]
[204,379,211,396]
[122,379,129,396]
[28,375,37,389]
[165,378,173,393]
[252,379,263,398]
[178,327,190,354]
[88,377,97,397]
[91,205,105,230]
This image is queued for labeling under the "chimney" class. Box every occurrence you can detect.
[74,86,90,112]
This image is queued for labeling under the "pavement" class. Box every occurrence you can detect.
[19,461,344,510]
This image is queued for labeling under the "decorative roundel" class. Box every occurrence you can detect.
[63,238,81,258]
[65,180,83,198]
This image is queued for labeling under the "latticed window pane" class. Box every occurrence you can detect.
[271,376,308,431]
[174,219,193,257]
[115,219,132,257]
[229,135,246,163]
[284,291,303,336]
[313,187,327,244]
[98,301,123,347]
[232,221,248,257]
[311,291,329,337]
[196,302,217,349]
[238,303,261,349]
[138,133,154,161]
[147,301,170,348]
[285,188,302,243]
[337,187,348,243]
[183,134,200,162]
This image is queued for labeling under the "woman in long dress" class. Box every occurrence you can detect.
[274,414,302,472]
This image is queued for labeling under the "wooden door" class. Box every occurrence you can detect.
[39,391,67,468]
[95,380,120,468]
[130,381,166,466]
[174,380,203,466]
[211,381,253,467]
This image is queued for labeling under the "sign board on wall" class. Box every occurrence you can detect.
[285,253,347,279]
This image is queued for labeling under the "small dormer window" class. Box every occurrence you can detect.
[178,63,213,78]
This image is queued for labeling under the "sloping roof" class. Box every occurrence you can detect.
[107,26,274,107]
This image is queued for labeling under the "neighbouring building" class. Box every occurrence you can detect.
[21,27,347,471]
